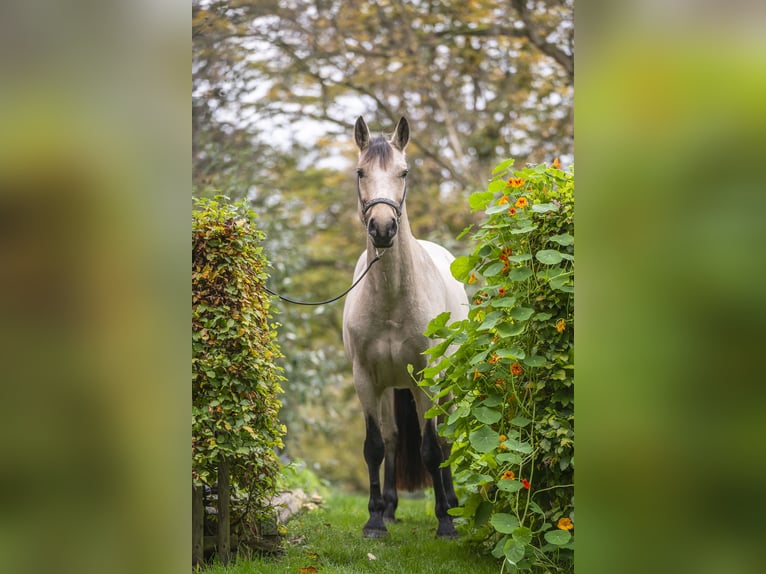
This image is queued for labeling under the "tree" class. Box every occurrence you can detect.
[192,0,573,489]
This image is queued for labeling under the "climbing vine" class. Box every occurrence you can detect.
[421,160,574,572]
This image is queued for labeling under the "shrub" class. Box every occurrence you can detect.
[192,197,286,529]
[421,160,574,572]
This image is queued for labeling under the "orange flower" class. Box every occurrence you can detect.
[498,443,508,451]
[498,195,510,205]
[508,207,517,215]
[522,478,531,490]
[552,157,562,169]
[501,470,515,481]
[511,363,523,376]
[498,287,507,297]
[515,197,528,209]
[489,353,500,365]
[499,434,507,442]
[556,319,566,333]
[499,248,512,262]
[495,378,505,388]
[468,271,478,284]
[557,517,573,531]
[507,177,525,188]
[473,369,480,381]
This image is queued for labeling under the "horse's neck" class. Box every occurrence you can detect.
[366,218,424,301]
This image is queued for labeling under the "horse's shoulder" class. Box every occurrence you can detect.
[416,239,456,264]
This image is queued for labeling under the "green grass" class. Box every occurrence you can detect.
[203,491,501,574]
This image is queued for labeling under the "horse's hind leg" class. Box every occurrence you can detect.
[415,393,459,538]
[381,389,399,523]
[439,438,459,510]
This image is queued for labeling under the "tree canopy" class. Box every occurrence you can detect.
[192,0,573,488]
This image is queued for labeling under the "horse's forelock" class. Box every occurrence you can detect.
[360,136,394,170]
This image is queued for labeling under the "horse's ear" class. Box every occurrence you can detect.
[354,116,370,151]
[391,117,410,151]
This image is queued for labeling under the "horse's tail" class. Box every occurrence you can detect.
[394,388,431,491]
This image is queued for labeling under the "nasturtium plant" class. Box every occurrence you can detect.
[192,197,286,525]
[421,160,574,572]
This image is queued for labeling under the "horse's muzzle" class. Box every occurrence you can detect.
[368,215,398,248]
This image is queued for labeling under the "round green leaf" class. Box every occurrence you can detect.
[544,529,572,545]
[549,233,574,246]
[508,267,533,281]
[469,426,500,453]
[473,406,502,425]
[535,250,564,265]
[497,479,524,493]
[490,513,520,534]
[512,526,533,546]
[510,306,534,321]
[504,539,526,563]
[523,355,547,367]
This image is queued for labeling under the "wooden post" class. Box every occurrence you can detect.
[192,483,205,568]
[217,459,231,564]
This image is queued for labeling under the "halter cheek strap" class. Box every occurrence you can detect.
[357,175,408,223]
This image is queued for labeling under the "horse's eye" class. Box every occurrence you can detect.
[357,168,365,178]
[401,169,409,178]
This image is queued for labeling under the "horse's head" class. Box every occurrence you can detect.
[354,116,410,249]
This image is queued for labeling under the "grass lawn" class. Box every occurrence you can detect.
[202,491,501,574]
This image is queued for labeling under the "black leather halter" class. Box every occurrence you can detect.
[357,174,408,223]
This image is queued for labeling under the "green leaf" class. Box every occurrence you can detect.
[507,267,533,281]
[496,452,522,464]
[507,253,532,263]
[468,191,494,211]
[469,426,500,453]
[496,322,526,337]
[473,406,502,425]
[504,539,526,563]
[456,224,474,240]
[488,178,507,194]
[481,395,504,407]
[531,202,558,213]
[497,479,524,493]
[544,530,572,545]
[475,500,494,527]
[478,310,505,331]
[549,233,574,246]
[450,255,477,282]
[492,158,515,174]
[491,296,517,308]
[497,347,525,360]
[486,203,511,215]
[510,224,537,235]
[523,355,547,367]
[491,513,520,534]
[534,312,553,321]
[424,312,452,337]
[510,415,532,427]
[483,261,506,277]
[512,527,533,546]
[510,307,534,321]
[535,250,564,265]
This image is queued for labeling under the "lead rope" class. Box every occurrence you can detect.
[263,248,386,306]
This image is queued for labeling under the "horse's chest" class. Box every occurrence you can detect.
[357,316,430,379]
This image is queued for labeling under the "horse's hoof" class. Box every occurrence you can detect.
[363,527,389,539]
[436,527,460,539]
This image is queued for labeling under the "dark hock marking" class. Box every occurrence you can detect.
[363,415,389,538]
[382,447,399,523]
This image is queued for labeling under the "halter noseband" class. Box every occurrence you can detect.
[356,174,408,223]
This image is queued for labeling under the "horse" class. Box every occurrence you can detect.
[342,116,469,538]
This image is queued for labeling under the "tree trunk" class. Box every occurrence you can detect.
[192,483,204,567]
[217,459,231,564]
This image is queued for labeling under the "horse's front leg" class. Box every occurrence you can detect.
[362,412,388,537]
[381,389,399,523]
